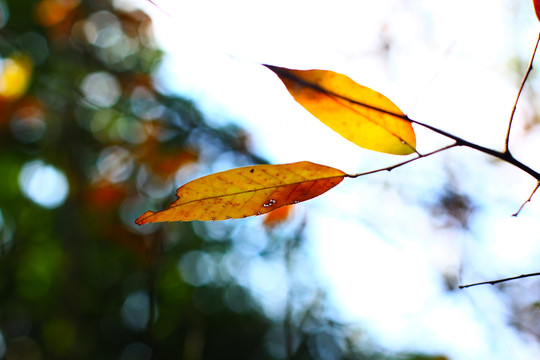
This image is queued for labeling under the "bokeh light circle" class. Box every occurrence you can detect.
[80,71,121,108]
[19,160,69,209]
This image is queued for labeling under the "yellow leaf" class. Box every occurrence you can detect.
[534,0,540,22]
[266,65,416,155]
[136,161,346,224]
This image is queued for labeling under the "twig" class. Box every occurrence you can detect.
[346,113,540,182]
[513,181,540,216]
[505,32,540,153]
[459,271,540,289]
[346,143,457,178]
[408,117,540,181]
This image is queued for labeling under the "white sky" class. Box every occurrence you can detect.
[122,0,540,358]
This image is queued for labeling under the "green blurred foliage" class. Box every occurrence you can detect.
[0,0,448,359]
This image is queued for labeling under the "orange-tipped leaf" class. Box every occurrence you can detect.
[266,65,416,155]
[136,161,346,224]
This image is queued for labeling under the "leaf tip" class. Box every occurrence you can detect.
[135,210,156,226]
[263,64,286,77]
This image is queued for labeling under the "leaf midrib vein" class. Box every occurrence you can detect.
[269,66,415,151]
[172,172,344,208]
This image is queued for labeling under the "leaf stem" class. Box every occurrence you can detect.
[459,271,540,289]
[346,143,457,178]
[504,32,540,153]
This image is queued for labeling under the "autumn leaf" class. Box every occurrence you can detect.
[265,65,416,155]
[135,161,346,224]
[534,0,540,22]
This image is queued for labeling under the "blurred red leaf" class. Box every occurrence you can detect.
[263,205,293,228]
[137,130,198,179]
[34,0,79,27]
[85,181,127,209]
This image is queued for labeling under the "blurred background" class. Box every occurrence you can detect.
[2,0,540,359]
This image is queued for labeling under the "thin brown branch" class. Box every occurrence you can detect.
[459,272,540,289]
[505,32,540,153]
[408,118,540,181]
[346,143,457,178]
[513,181,540,216]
